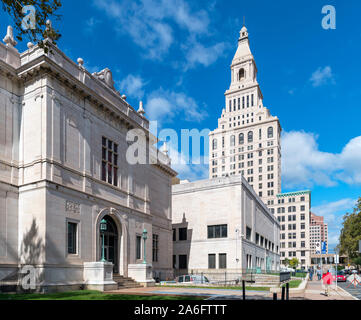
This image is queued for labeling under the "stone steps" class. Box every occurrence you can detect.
[113,274,143,289]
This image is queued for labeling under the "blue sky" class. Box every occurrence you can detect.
[1,0,360,251]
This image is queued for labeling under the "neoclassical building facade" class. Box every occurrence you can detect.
[172,176,280,278]
[0,25,176,292]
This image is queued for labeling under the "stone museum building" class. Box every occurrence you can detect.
[0,25,176,292]
[172,176,280,275]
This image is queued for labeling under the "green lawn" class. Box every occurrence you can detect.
[281,280,302,289]
[0,290,204,301]
[159,285,270,291]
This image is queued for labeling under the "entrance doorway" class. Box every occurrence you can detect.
[99,215,119,274]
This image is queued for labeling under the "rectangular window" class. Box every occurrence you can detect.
[207,225,228,239]
[173,255,176,268]
[246,226,252,241]
[179,228,187,241]
[208,254,216,269]
[256,233,260,245]
[67,222,77,254]
[101,137,118,186]
[219,253,227,269]
[152,234,159,262]
[173,229,176,241]
[136,235,142,260]
[179,255,187,269]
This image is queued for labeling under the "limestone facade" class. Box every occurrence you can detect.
[209,26,282,206]
[268,191,311,268]
[172,176,280,274]
[208,26,313,268]
[0,26,176,291]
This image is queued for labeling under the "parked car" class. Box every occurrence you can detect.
[175,275,210,284]
[342,269,351,275]
[280,267,295,273]
[333,272,347,282]
[351,270,359,275]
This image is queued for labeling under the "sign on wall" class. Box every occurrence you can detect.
[321,241,327,254]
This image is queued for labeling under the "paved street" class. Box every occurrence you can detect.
[338,281,361,300]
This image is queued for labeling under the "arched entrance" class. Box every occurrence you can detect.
[99,215,119,274]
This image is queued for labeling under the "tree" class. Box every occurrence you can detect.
[353,255,361,268]
[283,258,290,267]
[289,258,299,269]
[1,0,61,49]
[339,198,361,259]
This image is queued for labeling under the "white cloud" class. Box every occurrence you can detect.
[93,0,225,67]
[184,41,227,69]
[84,17,100,33]
[309,66,335,87]
[119,75,147,99]
[312,198,357,248]
[145,88,207,124]
[166,144,209,181]
[282,131,361,189]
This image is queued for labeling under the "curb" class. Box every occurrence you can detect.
[270,278,308,295]
[335,285,359,301]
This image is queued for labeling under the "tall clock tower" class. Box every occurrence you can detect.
[209,26,282,205]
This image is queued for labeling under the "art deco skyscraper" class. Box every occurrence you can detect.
[209,26,282,205]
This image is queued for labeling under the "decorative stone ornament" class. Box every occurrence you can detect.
[3,26,17,48]
[45,19,55,41]
[137,101,145,115]
[92,68,115,90]
[77,57,84,69]
[161,141,169,156]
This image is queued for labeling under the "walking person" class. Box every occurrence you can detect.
[308,267,313,281]
[317,267,322,280]
[322,270,332,297]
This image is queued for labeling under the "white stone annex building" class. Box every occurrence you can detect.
[172,176,280,274]
[206,26,315,269]
[0,24,176,292]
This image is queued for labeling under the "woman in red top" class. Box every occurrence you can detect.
[322,270,333,296]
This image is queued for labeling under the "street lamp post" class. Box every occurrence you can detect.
[142,229,148,264]
[100,219,107,262]
[335,248,340,290]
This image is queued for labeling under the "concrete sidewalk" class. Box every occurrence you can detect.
[282,280,357,300]
[105,282,357,300]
